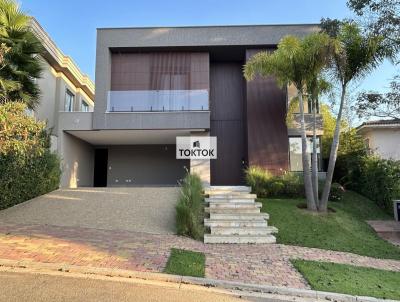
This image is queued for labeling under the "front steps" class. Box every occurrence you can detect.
[204,186,277,244]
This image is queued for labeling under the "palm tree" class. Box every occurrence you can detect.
[319,22,385,211]
[0,0,43,109]
[244,33,335,211]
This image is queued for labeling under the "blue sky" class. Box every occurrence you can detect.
[22,0,397,94]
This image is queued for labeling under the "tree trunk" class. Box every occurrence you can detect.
[311,97,319,208]
[298,93,317,211]
[320,84,347,211]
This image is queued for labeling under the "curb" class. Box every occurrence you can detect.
[0,258,397,302]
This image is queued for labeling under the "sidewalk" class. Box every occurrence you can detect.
[0,222,399,290]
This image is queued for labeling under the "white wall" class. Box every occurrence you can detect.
[364,128,400,160]
[58,132,94,188]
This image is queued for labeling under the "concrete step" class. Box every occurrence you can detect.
[205,219,269,228]
[204,234,276,244]
[209,213,269,220]
[211,226,278,235]
[206,198,256,204]
[206,207,260,214]
[208,202,262,209]
[208,192,257,200]
[204,186,251,194]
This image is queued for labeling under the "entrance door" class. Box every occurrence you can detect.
[94,148,108,187]
[210,63,246,185]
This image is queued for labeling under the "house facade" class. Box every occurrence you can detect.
[357,119,400,160]
[57,24,324,188]
[29,19,95,154]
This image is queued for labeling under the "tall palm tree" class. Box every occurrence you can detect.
[0,0,43,109]
[244,33,335,211]
[319,22,385,211]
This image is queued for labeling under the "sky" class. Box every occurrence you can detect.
[21,0,397,95]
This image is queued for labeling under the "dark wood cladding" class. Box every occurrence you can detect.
[210,63,245,185]
[246,49,288,174]
[111,52,209,91]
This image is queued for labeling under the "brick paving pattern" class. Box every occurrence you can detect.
[0,223,399,289]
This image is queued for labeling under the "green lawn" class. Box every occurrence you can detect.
[164,248,205,277]
[292,260,400,300]
[260,191,400,259]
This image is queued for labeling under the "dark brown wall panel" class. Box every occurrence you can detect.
[210,63,245,185]
[111,52,209,91]
[246,49,288,174]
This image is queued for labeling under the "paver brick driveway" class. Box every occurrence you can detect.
[0,187,179,234]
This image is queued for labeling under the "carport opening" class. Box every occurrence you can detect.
[94,148,108,187]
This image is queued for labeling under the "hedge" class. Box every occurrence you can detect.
[245,165,344,201]
[0,102,61,210]
[344,156,400,215]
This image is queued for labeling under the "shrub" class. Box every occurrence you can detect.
[245,166,306,198]
[0,102,61,210]
[350,156,400,214]
[329,183,345,202]
[245,166,273,197]
[175,172,204,240]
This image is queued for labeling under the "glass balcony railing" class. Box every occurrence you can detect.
[107,90,209,112]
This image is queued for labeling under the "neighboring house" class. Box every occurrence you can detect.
[357,119,400,160]
[56,24,323,188]
[29,18,95,153]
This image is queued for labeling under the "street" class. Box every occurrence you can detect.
[0,270,248,302]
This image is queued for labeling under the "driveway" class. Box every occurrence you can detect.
[0,187,179,234]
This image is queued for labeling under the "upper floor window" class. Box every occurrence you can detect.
[81,100,89,112]
[65,90,75,112]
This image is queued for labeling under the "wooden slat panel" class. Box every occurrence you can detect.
[246,49,289,174]
[210,63,245,185]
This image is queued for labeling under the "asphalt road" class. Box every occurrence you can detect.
[0,271,248,302]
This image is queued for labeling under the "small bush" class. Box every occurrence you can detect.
[245,166,273,197]
[175,172,204,240]
[329,183,345,202]
[245,166,305,198]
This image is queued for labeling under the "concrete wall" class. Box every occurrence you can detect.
[34,58,94,135]
[363,128,400,160]
[34,60,58,132]
[58,132,94,188]
[107,145,189,186]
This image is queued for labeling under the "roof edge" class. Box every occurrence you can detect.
[97,23,320,31]
[29,17,95,100]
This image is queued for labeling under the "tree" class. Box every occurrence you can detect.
[347,0,399,61]
[354,75,400,119]
[0,0,43,108]
[244,33,336,211]
[347,0,400,120]
[319,22,386,211]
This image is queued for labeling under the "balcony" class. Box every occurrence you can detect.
[107,90,209,112]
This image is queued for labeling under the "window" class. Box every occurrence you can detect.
[81,100,89,112]
[65,90,75,112]
[289,137,321,171]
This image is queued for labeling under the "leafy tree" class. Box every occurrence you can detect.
[348,0,399,61]
[244,33,336,211]
[347,0,400,120]
[319,22,386,211]
[354,75,400,119]
[0,0,43,108]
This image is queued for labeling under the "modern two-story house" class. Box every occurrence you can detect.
[57,24,323,188]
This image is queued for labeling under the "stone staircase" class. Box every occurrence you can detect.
[203,186,278,244]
